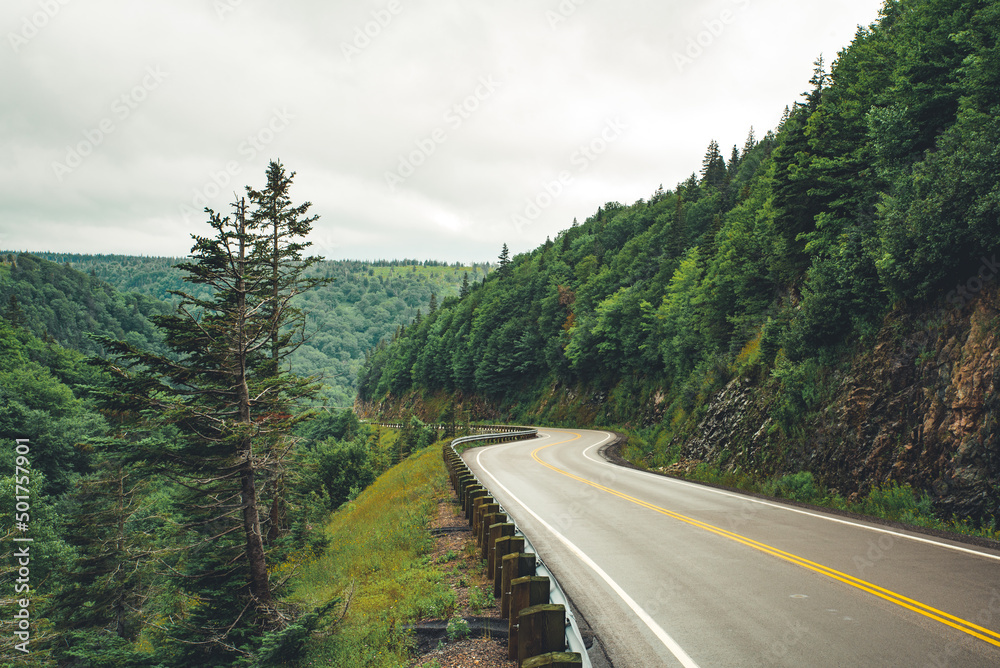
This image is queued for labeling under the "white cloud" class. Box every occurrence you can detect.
[1,0,886,262]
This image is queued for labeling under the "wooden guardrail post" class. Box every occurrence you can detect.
[470,493,492,525]
[508,575,550,661]
[472,496,493,528]
[488,523,516,577]
[501,552,536,619]
[465,486,485,517]
[517,603,566,663]
[479,510,505,554]
[476,503,500,546]
[456,475,474,506]
[493,535,524,597]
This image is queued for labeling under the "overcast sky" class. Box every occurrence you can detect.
[2,0,887,263]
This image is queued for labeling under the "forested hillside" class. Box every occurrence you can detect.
[359,0,1000,523]
[12,252,484,405]
[0,162,453,665]
[0,254,170,356]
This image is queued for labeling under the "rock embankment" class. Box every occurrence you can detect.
[680,286,999,522]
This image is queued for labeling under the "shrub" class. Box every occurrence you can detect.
[446,616,469,641]
[857,482,937,526]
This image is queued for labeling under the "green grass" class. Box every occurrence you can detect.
[677,462,999,541]
[287,440,455,667]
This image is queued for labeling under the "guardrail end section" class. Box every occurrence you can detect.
[522,651,584,667]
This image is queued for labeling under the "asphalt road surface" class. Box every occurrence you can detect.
[463,428,1000,667]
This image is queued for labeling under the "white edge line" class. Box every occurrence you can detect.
[578,432,1000,564]
[473,441,702,668]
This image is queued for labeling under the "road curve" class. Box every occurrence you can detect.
[462,427,1000,667]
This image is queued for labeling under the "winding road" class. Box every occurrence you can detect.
[462,427,1000,667]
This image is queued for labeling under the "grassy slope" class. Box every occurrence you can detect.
[288,440,455,667]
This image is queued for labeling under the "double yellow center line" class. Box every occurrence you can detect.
[531,434,1000,649]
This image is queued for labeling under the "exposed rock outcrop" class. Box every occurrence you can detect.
[680,287,1000,522]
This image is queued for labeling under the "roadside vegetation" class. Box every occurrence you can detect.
[288,440,453,667]
[619,433,1000,542]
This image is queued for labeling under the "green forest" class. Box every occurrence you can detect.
[359,0,999,513]
[0,163,450,665]
[3,252,483,407]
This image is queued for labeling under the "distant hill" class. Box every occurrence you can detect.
[9,252,486,406]
[0,253,170,356]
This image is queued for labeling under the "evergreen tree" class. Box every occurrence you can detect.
[700,139,727,189]
[803,55,828,111]
[92,193,323,662]
[728,145,741,177]
[497,243,513,280]
[742,126,756,158]
[246,160,323,377]
[247,161,327,543]
[54,460,152,642]
[4,294,25,328]
[779,105,792,127]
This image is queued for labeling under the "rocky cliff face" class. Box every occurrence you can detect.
[681,285,1000,522]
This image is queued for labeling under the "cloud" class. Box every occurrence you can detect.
[1,0,886,262]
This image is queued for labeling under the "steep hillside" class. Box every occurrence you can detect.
[678,283,999,522]
[357,0,1000,526]
[0,253,170,355]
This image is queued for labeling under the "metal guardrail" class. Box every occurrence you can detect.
[448,430,593,667]
[367,421,532,434]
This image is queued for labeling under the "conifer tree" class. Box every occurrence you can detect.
[247,161,326,543]
[54,460,151,642]
[246,160,322,377]
[92,187,324,662]
[497,243,512,280]
[742,126,756,158]
[4,294,25,328]
[728,144,741,175]
[701,140,727,189]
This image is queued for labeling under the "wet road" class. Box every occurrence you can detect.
[463,428,1000,667]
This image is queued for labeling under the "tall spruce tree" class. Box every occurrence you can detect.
[92,185,323,663]
[497,243,512,280]
[246,160,322,377]
[246,160,325,544]
[700,139,727,189]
